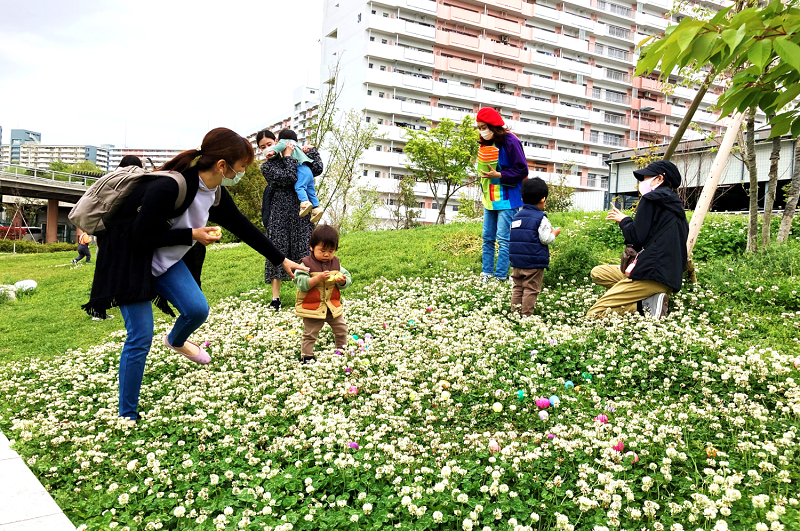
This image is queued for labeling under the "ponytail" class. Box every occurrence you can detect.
[160,127,254,173]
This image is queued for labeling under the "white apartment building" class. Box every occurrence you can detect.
[1,143,110,172]
[320,0,733,220]
[248,86,321,158]
[107,148,185,171]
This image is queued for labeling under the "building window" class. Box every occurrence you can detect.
[375,171,380,177]
[357,13,361,22]
[368,63,373,68]
[383,12,389,17]
[451,205,459,211]
[367,89,372,95]
[378,92,385,97]
[377,118,383,124]
[363,170,368,176]
[375,146,382,151]
[432,203,439,211]
[380,65,386,71]
[370,36,375,41]
[382,39,388,44]
[372,9,376,14]
[418,201,425,208]
[366,116,371,122]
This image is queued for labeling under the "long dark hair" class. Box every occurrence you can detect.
[478,124,508,146]
[278,129,299,142]
[160,128,254,173]
[256,129,276,144]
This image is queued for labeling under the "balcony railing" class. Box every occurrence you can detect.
[605,69,631,82]
[602,135,626,147]
[593,43,631,61]
[592,0,633,17]
[607,25,632,39]
[592,87,631,104]
[603,114,630,126]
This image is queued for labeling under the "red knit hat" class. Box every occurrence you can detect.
[476,107,504,127]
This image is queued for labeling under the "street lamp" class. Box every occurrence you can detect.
[637,106,655,146]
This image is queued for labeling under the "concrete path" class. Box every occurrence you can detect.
[0,431,75,530]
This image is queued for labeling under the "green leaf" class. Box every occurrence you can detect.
[771,84,800,112]
[790,115,800,138]
[747,40,773,71]
[774,37,800,72]
[690,32,718,64]
[678,26,702,52]
[721,25,746,51]
[768,113,792,137]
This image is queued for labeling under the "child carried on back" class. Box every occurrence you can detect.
[263,130,325,223]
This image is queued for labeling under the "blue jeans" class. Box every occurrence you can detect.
[118,260,209,419]
[482,207,517,280]
[295,164,319,207]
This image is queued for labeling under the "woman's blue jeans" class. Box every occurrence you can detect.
[482,207,518,280]
[118,260,209,419]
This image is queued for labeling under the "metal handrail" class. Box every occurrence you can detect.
[0,164,98,187]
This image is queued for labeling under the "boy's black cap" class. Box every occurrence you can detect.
[633,160,681,188]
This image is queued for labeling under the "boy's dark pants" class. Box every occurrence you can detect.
[302,309,348,356]
[511,267,544,316]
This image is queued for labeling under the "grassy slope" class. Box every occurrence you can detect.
[0,223,483,362]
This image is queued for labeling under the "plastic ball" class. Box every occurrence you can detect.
[409,391,418,401]
[517,390,525,401]
[492,402,503,413]
[352,335,359,340]
[612,440,625,452]
[349,442,359,449]
[488,440,500,453]
[581,372,592,381]
[441,390,451,400]
[539,410,549,421]
[535,398,550,409]
[344,367,352,374]
[348,386,358,395]
[440,380,450,389]
[706,447,717,457]
[565,380,575,389]
[546,433,555,440]
[549,395,560,406]
[625,451,639,463]
[595,414,609,424]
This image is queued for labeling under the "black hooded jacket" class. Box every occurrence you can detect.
[619,187,689,292]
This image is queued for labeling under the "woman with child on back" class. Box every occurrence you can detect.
[258,129,324,312]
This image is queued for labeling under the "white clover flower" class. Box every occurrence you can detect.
[433,511,443,523]
[463,518,473,531]
[173,506,186,518]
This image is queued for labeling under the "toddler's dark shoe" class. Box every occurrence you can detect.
[299,355,316,365]
[269,297,281,312]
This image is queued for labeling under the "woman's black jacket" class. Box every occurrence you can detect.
[83,166,284,317]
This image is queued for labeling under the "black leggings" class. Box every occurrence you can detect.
[74,244,91,264]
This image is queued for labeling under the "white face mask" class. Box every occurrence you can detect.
[639,176,662,196]
[220,162,245,187]
[479,129,493,140]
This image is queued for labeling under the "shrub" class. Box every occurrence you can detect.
[0,240,77,253]
[545,238,600,286]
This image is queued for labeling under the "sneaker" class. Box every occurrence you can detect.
[92,316,101,321]
[269,297,281,312]
[299,201,313,217]
[309,206,324,223]
[495,277,509,284]
[299,355,316,365]
[642,292,669,319]
[480,273,492,284]
[71,259,77,265]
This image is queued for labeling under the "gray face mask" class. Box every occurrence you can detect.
[221,162,244,187]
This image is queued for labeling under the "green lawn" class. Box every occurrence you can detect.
[0,223,484,362]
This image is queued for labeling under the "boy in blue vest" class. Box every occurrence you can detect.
[509,177,561,316]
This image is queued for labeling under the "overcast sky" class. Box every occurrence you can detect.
[0,0,323,149]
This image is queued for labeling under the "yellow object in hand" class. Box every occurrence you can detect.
[209,229,221,238]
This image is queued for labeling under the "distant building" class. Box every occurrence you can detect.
[247,85,320,159]
[1,129,109,171]
[107,147,184,170]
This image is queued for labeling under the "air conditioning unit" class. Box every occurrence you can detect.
[498,83,506,90]
[500,35,510,43]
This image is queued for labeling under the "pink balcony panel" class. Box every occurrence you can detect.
[491,66,519,82]
[492,17,522,35]
[449,5,482,24]
[496,0,523,11]
[493,41,521,58]
[632,77,664,92]
[437,31,481,50]
[448,57,479,74]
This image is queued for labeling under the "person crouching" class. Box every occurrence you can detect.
[294,225,351,364]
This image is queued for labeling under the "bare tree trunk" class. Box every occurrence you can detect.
[744,108,759,252]
[663,68,715,162]
[760,125,782,249]
[778,137,800,242]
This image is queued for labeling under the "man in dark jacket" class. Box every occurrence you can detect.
[588,160,689,318]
